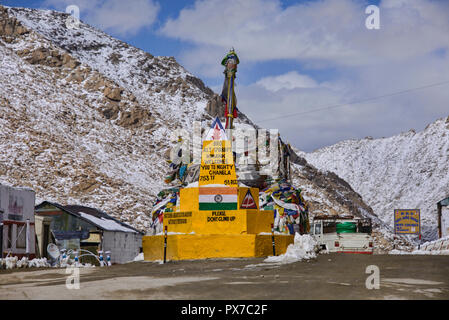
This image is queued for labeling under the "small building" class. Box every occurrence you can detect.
[0,184,36,259]
[35,201,143,264]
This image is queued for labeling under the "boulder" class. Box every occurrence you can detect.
[62,53,80,69]
[100,103,120,120]
[104,87,122,101]
[27,48,48,65]
[0,14,29,38]
[71,178,100,194]
[117,106,153,128]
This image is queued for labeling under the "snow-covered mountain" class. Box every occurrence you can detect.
[301,116,449,242]
[1,5,213,231]
[0,5,409,250]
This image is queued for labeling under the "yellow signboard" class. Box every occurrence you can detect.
[163,209,273,235]
[394,209,420,234]
[201,140,233,165]
[199,140,238,187]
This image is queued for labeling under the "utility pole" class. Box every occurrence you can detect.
[221,48,239,141]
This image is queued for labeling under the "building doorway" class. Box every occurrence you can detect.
[42,224,50,258]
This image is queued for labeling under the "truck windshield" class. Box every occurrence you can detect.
[357,219,372,234]
[323,221,336,233]
[314,224,321,234]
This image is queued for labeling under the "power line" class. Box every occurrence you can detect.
[256,79,449,123]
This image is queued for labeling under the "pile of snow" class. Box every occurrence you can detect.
[389,235,449,255]
[389,249,449,255]
[128,254,163,264]
[132,253,144,262]
[0,256,96,269]
[0,256,50,269]
[264,233,317,264]
[418,235,449,250]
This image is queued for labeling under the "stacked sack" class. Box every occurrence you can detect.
[259,179,310,235]
[149,187,180,235]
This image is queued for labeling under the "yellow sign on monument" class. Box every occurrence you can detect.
[199,140,238,187]
[199,117,238,188]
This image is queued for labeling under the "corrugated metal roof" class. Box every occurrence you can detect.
[35,201,143,234]
[438,197,449,206]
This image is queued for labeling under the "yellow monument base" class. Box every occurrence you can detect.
[143,186,295,261]
[142,233,294,261]
[144,127,296,261]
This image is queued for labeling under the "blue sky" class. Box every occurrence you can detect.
[2,0,339,86]
[2,0,448,151]
[2,0,197,56]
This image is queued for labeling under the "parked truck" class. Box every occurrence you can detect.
[310,216,374,254]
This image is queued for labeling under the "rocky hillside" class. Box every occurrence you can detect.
[301,116,449,242]
[1,5,213,230]
[0,5,408,250]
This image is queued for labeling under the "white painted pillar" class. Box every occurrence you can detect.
[26,219,30,256]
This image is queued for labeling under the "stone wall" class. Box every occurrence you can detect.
[102,231,142,264]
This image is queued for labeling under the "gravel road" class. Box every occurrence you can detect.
[1,253,448,300]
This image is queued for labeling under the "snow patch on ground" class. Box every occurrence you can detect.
[389,249,449,255]
[0,257,51,269]
[389,235,449,255]
[264,233,317,264]
[132,253,144,262]
[0,256,95,269]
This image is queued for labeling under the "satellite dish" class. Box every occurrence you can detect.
[47,243,60,259]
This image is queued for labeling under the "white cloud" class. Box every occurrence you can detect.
[160,0,449,151]
[161,0,449,73]
[39,0,449,151]
[43,0,160,36]
[238,51,449,151]
[256,71,318,91]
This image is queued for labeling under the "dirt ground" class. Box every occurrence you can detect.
[1,253,448,300]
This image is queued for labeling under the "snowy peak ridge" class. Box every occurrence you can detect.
[7,6,214,117]
[303,115,449,242]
